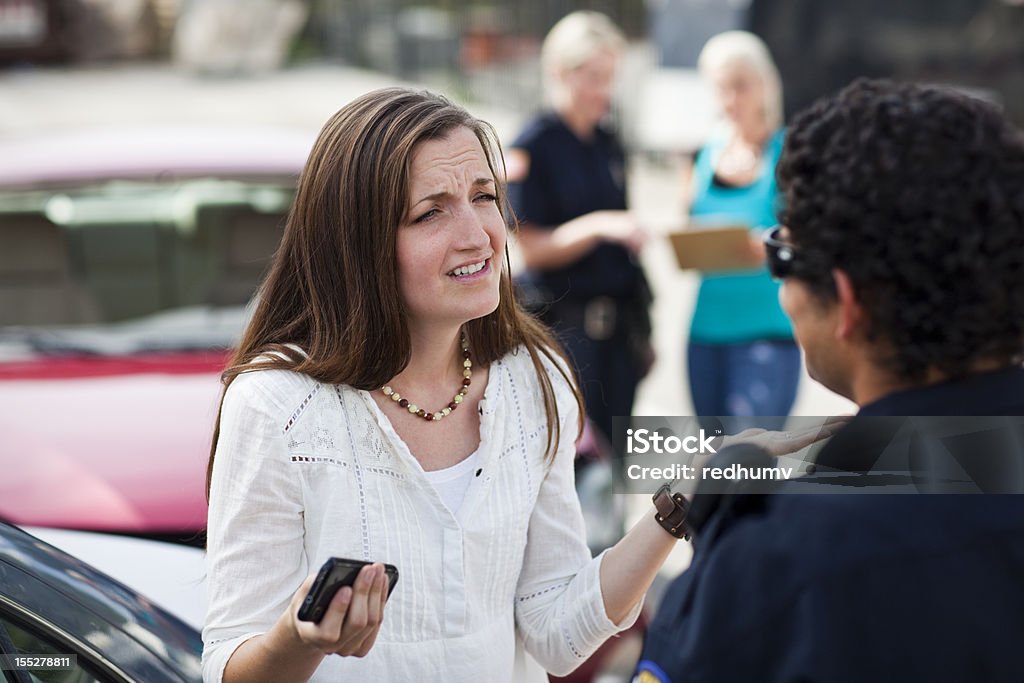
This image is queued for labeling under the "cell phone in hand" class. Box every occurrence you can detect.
[297,557,399,624]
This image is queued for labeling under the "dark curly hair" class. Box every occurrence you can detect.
[777,78,1024,382]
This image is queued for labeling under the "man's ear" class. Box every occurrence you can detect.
[832,269,864,341]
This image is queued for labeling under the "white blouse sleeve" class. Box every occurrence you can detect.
[201,371,308,683]
[512,365,643,676]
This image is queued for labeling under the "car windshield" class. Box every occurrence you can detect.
[0,176,293,358]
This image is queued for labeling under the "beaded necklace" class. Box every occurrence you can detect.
[381,333,472,422]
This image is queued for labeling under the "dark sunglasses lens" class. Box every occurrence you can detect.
[765,229,795,279]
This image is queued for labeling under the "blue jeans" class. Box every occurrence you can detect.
[687,340,801,431]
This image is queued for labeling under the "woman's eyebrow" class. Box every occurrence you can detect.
[411,178,495,206]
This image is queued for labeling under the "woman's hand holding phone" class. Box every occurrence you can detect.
[227,564,389,681]
[285,563,390,659]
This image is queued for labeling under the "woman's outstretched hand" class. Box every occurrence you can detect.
[588,210,649,254]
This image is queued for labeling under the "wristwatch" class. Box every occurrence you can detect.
[652,484,691,541]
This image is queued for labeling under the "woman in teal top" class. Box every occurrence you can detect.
[684,31,799,430]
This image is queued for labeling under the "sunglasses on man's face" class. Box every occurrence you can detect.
[763,226,839,297]
[763,226,803,280]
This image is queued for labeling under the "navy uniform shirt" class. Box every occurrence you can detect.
[636,367,1024,683]
[507,112,641,302]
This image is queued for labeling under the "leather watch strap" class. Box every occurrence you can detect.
[652,483,691,541]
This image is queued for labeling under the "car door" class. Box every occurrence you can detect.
[0,612,108,683]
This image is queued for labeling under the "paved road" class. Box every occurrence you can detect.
[0,62,522,140]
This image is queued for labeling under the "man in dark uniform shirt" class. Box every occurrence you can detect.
[635,79,1024,682]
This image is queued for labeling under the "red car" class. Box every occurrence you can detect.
[0,126,312,544]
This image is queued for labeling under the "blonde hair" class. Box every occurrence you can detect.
[541,11,625,104]
[698,30,783,130]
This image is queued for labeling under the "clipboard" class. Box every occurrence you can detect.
[668,225,756,271]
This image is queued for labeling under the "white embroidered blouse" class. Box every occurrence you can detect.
[201,346,641,682]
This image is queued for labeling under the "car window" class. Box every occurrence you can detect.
[0,617,104,683]
[0,178,293,331]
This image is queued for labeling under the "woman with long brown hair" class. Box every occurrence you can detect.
[201,87,691,682]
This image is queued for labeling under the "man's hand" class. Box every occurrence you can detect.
[723,417,851,457]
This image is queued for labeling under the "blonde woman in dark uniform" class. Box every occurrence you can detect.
[507,11,652,448]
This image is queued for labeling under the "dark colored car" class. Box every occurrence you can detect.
[0,522,202,682]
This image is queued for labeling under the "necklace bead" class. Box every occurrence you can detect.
[381,333,472,423]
